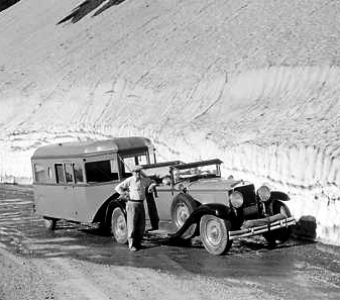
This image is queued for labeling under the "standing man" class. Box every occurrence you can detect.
[115,165,156,252]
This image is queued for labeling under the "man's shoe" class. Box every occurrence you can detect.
[146,227,158,232]
[129,246,137,252]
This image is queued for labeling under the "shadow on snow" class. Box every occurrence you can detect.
[57,0,127,24]
[0,0,20,12]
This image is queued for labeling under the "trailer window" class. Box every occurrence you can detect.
[74,163,84,183]
[85,160,118,183]
[47,167,53,179]
[65,163,74,183]
[121,157,134,178]
[121,153,149,178]
[55,164,66,183]
[34,164,46,183]
[137,154,148,165]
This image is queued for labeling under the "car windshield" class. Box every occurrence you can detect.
[172,161,221,183]
[142,166,171,183]
[141,161,182,184]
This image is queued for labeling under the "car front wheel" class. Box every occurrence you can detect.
[111,207,128,244]
[199,215,232,255]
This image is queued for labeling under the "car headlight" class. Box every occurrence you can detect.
[257,185,271,202]
[230,191,244,208]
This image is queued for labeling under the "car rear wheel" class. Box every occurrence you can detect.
[111,207,128,244]
[200,215,232,255]
[263,200,292,245]
[171,194,198,239]
[43,217,57,230]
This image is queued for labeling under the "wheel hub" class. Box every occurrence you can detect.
[177,204,189,225]
[116,215,126,235]
[206,221,222,245]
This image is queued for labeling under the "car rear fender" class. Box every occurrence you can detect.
[169,203,231,239]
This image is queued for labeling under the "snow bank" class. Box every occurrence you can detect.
[1,66,340,245]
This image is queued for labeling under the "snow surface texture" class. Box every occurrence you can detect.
[0,0,340,245]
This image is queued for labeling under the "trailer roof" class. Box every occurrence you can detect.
[31,137,153,159]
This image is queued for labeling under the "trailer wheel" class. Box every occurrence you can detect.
[171,194,198,239]
[200,215,232,255]
[111,207,128,244]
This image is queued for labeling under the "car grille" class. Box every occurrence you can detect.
[234,184,256,207]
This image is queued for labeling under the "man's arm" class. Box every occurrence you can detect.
[147,179,157,193]
[115,178,130,195]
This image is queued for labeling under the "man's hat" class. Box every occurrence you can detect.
[132,165,143,172]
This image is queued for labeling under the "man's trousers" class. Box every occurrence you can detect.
[126,201,145,248]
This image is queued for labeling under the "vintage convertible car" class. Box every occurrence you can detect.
[110,159,296,255]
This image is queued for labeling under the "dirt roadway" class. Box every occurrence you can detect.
[0,246,287,300]
[1,185,340,300]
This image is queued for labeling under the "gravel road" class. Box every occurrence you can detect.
[0,245,282,300]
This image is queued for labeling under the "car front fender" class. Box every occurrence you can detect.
[270,191,290,201]
[169,203,231,239]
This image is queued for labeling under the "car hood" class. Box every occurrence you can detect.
[182,178,252,191]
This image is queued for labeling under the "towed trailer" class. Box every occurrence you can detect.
[31,136,157,232]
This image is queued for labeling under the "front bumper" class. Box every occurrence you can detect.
[229,213,296,240]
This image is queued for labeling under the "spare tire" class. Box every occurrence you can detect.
[43,217,57,230]
[170,194,198,239]
[263,200,292,245]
